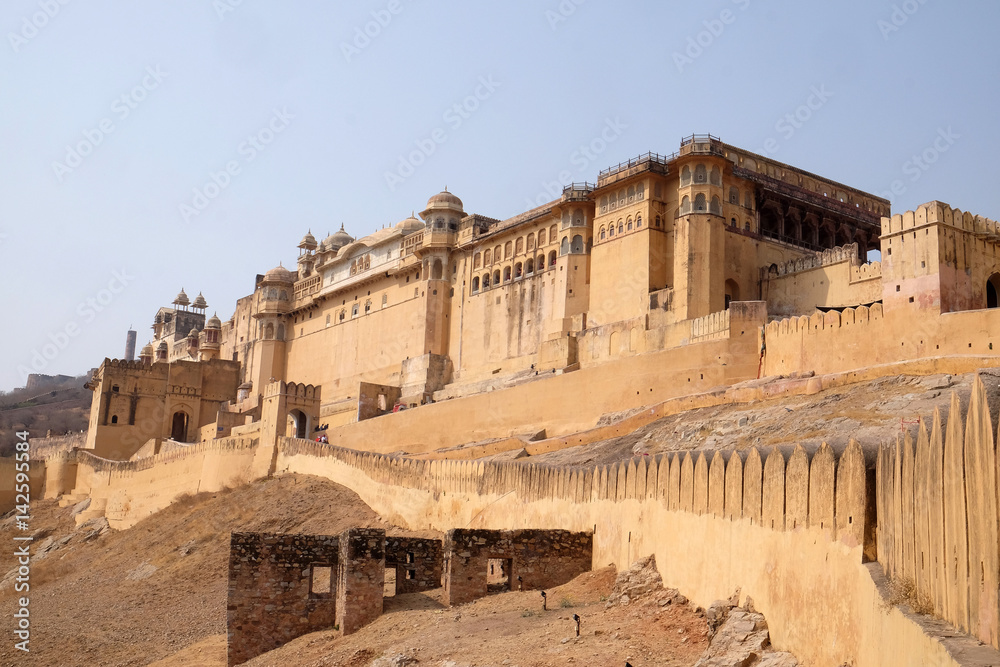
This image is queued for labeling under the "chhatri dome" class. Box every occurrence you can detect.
[324,224,354,250]
[263,264,295,283]
[395,211,425,235]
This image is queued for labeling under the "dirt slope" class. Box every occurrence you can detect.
[530,372,1000,467]
[0,475,420,667]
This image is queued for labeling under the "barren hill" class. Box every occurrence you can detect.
[0,475,413,667]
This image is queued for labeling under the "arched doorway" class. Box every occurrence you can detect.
[725,279,740,309]
[171,411,188,442]
[987,273,1000,309]
[289,409,308,439]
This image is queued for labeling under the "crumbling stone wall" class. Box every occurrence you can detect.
[336,528,385,635]
[227,532,340,666]
[384,536,443,594]
[444,528,592,606]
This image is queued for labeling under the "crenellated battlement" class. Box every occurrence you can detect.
[882,200,1000,239]
[764,243,869,280]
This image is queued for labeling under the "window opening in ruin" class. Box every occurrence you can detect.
[384,568,396,597]
[110,415,118,424]
[309,564,332,598]
[487,558,512,594]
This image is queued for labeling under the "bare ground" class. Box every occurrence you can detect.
[527,371,1000,467]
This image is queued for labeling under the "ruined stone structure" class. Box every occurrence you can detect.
[226,527,591,665]
[443,528,593,606]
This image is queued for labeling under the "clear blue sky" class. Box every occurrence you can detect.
[2,0,998,391]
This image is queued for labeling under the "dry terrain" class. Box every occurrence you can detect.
[530,371,1000,467]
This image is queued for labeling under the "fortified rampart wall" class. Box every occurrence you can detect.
[762,243,882,317]
[318,332,755,455]
[272,436,982,667]
[763,305,1000,378]
[71,436,259,529]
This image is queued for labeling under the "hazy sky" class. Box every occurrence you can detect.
[2,0,998,391]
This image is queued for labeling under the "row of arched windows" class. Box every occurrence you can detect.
[598,214,644,241]
[680,164,722,187]
[599,183,645,214]
[473,225,557,269]
[472,251,559,293]
[680,194,723,216]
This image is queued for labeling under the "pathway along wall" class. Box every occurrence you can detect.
[275,437,993,667]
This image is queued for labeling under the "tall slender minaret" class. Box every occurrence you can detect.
[124,327,137,361]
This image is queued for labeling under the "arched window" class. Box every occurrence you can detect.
[731,218,737,227]
[494,245,501,261]
[680,196,691,215]
[351,304,359,318]
[618,190,626,206]
[572,208,584,226]
[472,276,480,292]
[364,299,371,314]
[549,250,557,266]
[432,259,443,279]
[111,415,118,424]
[636,214,642,228]
[526,258,534,274]
[482,273,490,288]
[514,262,522,278]
[504,241,512,259]
[655,215,661,228]
[339,310,345,322]
[744,220,751,231]
[637,183,645,200]
[265,323,274,339]
[549,224,557,241]
[710,195,722,216]
[571,234,584,254]
[473,252,482,269]
[537,254,545,270]
[600,226,606,240]
[695,193,707,212]
[493,269,500,285]
[515,237,524,255]
[694,164,707,183]
[988,273,1000,308]
[724,278,740,309]
[609,225,615,237]
[600,196,608,213]
[729,186,740,204]
[526,233,535,251]
[627,185,635,202]
[538,228,546,246]
[680,166,691,186]
[484,249,491,265]
[503,266,512,282]
[560,236,569,255]
[710,166,721,185]
[627,217,633,231]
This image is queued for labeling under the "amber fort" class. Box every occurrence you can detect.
[16,134,1000,665]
